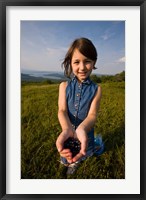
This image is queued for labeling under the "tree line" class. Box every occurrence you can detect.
[90,71,125,83]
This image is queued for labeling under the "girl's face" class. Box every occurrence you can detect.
[71,48,95,82]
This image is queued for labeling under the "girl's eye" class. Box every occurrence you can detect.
[74,61,79,64]
[85,60,91,63]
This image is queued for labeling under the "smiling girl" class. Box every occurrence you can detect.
[56,38,102,175]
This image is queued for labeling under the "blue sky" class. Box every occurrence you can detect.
[21,21,125,75]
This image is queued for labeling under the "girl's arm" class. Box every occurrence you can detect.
[56,82,74,163]
[58,82,73,132]
[72,85,102,163]
[77,85,102,132]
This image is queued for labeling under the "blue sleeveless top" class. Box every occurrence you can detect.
[66,76,98,153]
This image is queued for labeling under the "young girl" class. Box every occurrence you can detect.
[56,37,102,175]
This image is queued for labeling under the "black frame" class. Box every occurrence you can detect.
[0,0,145,199]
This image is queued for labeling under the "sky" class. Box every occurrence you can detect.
[21,21,125,75]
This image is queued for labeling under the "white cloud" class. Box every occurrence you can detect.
[117,56,125,63]
[101,32,115,41]
[46,47,67,56]
[101,35,108,41]
[46,47,58,55]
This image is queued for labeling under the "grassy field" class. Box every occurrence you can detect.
[21,81,125,179]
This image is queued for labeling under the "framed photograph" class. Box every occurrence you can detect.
[0,0,145,199]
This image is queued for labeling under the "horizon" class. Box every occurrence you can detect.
[21,68,125,76]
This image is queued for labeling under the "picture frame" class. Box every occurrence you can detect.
[0,0,145,199]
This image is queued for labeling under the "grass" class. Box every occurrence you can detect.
[21,81,125,179]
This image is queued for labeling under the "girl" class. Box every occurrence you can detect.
[56,38,102,174]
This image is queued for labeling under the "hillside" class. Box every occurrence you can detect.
[21,82,125,179]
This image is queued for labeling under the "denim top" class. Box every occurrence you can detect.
[66,76,98,152]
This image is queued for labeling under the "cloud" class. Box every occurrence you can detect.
[101,31,115,41]
[45,47,68,60]
[117,56,125,63]
[101,34,108,41]
[46,47,58,55]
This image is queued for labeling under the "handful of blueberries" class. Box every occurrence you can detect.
[64,137,81,157]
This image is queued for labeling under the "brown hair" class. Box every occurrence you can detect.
[62,38,98,78]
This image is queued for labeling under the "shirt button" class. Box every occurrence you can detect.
[76,93,80,97]
[72,124,75,130]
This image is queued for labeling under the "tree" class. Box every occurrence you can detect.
[90,74,102,83]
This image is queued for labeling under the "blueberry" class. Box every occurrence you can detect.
[64,137,81,157]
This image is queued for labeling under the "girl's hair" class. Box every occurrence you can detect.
[62,37,98,78]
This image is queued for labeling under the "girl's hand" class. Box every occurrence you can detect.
[59,149,73,163]
[56,129,74,163]
[72,127,88,163]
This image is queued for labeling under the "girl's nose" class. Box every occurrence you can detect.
[80,62,86,70]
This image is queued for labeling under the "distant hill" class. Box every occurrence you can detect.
[21,73,46,82]
[21,72,69,82]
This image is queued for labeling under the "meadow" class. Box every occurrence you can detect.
[21,81,125,179]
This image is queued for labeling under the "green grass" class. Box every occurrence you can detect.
[21,81,125,179]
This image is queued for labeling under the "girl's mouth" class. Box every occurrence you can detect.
[78,72,87,75]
